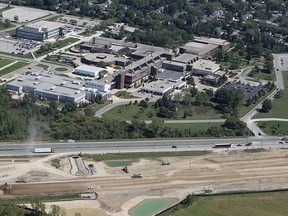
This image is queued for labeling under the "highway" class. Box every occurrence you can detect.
[0,136,283,156]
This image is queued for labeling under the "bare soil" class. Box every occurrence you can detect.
[2,149,288,216]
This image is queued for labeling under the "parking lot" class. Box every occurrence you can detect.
[0,37,42,55]
[279,56,288,71]
[222,80,263,102]
[57,15,101,28]
[2,7,50,22]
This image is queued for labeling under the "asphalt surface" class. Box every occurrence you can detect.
[0,136,283,156]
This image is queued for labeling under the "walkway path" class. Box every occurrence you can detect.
[0,60,18,71]
[252,118,288,122]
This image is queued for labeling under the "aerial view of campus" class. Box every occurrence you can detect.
[0,0,288,215]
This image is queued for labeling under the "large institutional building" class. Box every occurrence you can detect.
[79,36,230,90]
[16,21,65,41]
[7,72,111,103]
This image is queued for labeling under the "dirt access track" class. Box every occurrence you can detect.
[2,149,288,216]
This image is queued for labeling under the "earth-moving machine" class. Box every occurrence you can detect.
[1,183,12,191]
[16,177,28,183]
[131,174,143,178]
[122,166,129,173]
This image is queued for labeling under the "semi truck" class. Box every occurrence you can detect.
[33,148,55,153]
[213,143,235,148]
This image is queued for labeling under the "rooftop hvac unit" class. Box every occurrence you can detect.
[50,86,56,90]
[17,78,23,82]
[33,82,39,85]
[60,81,67,85]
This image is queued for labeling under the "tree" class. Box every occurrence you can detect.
[84,106,94,117]
[186,194,195,206]
[4,19,11,28]
[214,88,244,113]
[139,100,148,108]
[223,116,246,130]
[149,118,164,137]
[98,61,106,68]
[14,15,18,22]
[62,102,77,113]
[261,99,272,113]
[31,199,46,216]
[49,205,66,216]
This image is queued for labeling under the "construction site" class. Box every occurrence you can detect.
[1,149,288,215]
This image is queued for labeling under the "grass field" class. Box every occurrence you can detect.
[36,64,49,70]
[164,123,223,131]
[0,59,13,68]
[103,103,222,121]
[0,62,30,76]
[161,191,288,216]
[254,71,288,119]
[84,151,210,161]
[257,121,288,135]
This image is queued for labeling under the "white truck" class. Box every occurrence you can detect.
[33,148,55,153]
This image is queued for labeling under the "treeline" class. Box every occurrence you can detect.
[9,0,287,49]
[0,198,70,216]
[0,88,250,141]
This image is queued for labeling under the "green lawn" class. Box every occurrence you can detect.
[0,51,33,59]
[34,37,80,58]
[0,59,14,68]
[55,67,68,72]
[115,90,139,99]
[5,28,16,36]
[161,191,288,216]
[254,71,288,119]
[165,123,223,131]
[43,55,74,67]
[36,64,49,70]
[249,71,275,81]
[257,121,288,136]
[87,101,112,113]
[0,62,30,76]
[103,103,222,121]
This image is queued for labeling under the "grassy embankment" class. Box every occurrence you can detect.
[84,151,210,161]
[160,191,288,216]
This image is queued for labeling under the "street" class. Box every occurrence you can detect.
[0,136,283,156]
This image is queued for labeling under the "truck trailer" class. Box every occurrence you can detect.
[33,148,55,153]
[213,143,234,148]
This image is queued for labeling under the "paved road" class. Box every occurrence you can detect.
[95,95,159,118]
[241,54,287,136]
[273,54,288,90]
[0,136,283,156]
